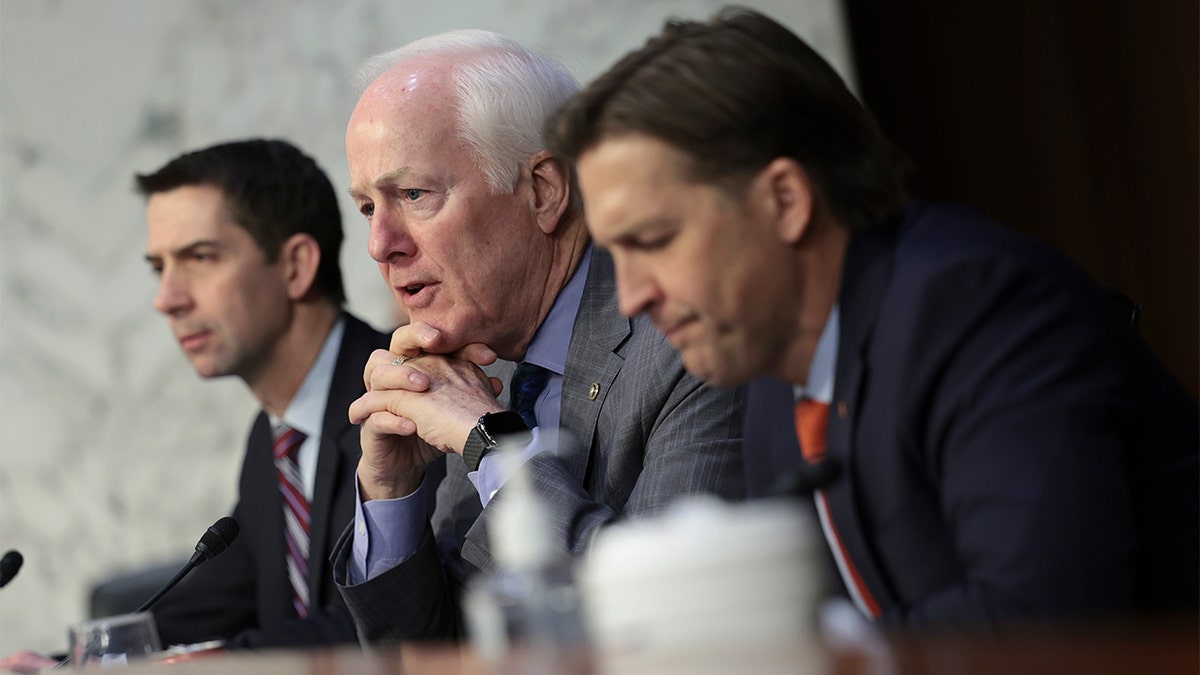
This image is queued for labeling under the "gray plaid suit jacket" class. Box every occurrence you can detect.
[331,247,746,643]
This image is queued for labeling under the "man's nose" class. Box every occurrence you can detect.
[153,268,192,316]
[366,207,417,263]
[615,257,660,318]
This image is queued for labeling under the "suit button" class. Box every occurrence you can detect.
[837,401,848,419]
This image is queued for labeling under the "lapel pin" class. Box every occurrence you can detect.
[588,382,600,401]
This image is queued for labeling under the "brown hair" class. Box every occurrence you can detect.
[546,6,910,231]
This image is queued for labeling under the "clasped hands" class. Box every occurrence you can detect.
[349,322,506,501]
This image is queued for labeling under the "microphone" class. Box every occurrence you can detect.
[0,550,23,588]
[136,517,239,613]
[52,518,239,671]
[191,516,240,565]
[767,457,843,498]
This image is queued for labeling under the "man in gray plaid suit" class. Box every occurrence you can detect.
[330,29,746,643]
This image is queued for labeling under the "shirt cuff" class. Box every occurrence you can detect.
[348,470,430,585]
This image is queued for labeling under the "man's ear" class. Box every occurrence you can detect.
[757,157,815,245]
[527,150,571,235]
[280,233,321,301]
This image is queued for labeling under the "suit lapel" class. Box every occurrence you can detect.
[559,248,631,485]
[743,377,805,497]
[463,250,628,567]
[246,411,291,616]
[306,314,377,603]
[825,224,901,610]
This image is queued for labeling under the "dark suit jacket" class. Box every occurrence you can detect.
[152,312,391,648]
[333,247,746,643]
[745,201,1199,629]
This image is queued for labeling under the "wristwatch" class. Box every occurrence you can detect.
[462,411,529,471]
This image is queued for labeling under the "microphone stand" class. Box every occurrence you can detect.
[52,517,239,670]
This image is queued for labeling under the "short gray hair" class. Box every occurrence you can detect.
[353,30,578,194]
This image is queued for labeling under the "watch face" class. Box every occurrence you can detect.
[482,411,530,437]
[464,412,529,471]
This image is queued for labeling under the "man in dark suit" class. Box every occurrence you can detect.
[548,8,1198,630]
[329,31,746,642]
[135,139,392,647]
[0,139,391,670]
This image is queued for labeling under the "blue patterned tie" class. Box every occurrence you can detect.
[510,362,551,428]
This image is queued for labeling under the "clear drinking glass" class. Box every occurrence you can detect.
[67,612,161,669]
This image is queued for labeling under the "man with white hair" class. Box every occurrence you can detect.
[330,30,745,643]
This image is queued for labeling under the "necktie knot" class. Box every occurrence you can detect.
[510,362,551,429]
[273,425,306,461]
[794,398,829,462]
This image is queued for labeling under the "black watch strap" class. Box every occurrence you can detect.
[462,411,529,471]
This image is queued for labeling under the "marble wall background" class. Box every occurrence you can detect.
[0,0,853,655]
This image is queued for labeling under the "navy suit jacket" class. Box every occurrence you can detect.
[745,201,1198,629]
[333,247,746,643]
[152,313,392,648]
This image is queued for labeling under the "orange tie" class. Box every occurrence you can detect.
[793,398,882,618]
[794,398,830,462]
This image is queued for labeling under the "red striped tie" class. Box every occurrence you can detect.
[794,398,882,619]
[273,425,310,618]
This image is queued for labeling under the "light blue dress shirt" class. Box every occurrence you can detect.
[793,305,839,406]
